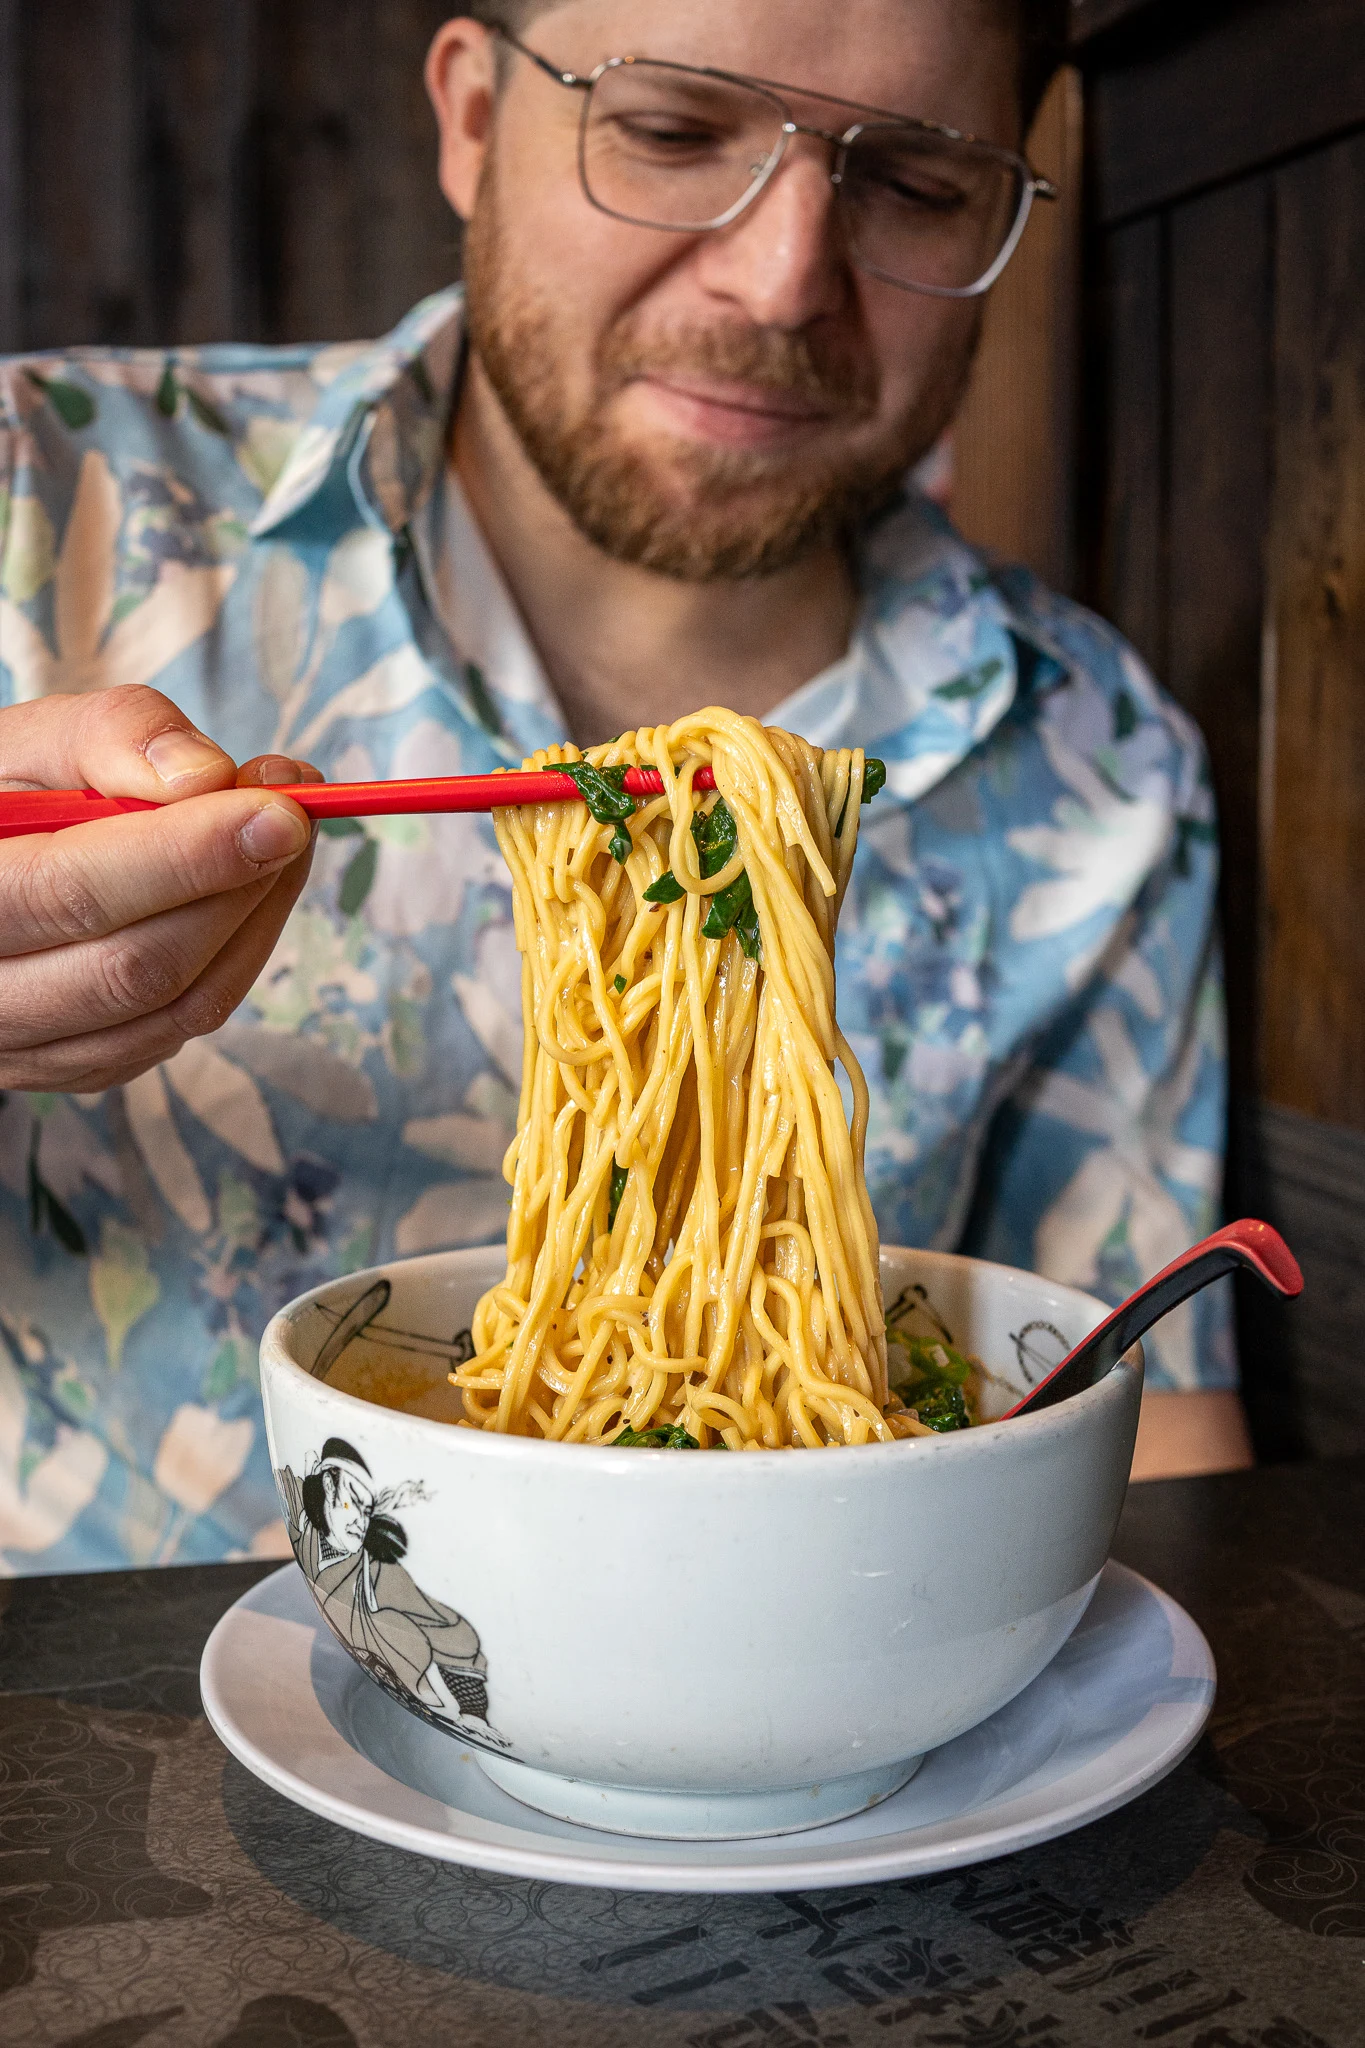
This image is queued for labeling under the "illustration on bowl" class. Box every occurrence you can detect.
[275,1436,510,1754]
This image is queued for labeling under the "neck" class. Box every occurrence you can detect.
[451,354,858,747]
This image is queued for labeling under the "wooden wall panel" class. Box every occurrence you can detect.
[223,0,457,346]
[140,0,256,343]
[950,69,1083,592]
[1090,0,1365,225]
[1165,178,1272,1101]
[1245,1103,1365,1459]
[1079,0,1365,1456]
[20,0,145,346]
[365,0,464,333]
[1091,212,1165,676]
[1262,132,1365,1127]
[0,0,457,355]
[0,0,20,349]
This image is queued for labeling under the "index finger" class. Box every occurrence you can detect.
[0,784,313,960]
[0,686,237,804]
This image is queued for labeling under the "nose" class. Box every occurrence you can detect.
[692,139,849,329]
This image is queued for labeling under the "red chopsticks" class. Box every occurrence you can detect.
[0,766,718,841]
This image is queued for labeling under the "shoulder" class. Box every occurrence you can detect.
[881,494,1211,800]
[0,337,336,510]
[994,565,1214,846]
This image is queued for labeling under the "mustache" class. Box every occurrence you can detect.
[596,320,880,419]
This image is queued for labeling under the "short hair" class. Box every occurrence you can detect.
[461,3,1070,129]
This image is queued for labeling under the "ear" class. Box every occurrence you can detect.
[427,17,500,222]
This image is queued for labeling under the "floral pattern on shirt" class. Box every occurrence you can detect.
[0,290,1230,1574]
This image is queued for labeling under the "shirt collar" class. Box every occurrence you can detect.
[251,288,467,540]
[249,287,1069,803]
[775,490,1068,803]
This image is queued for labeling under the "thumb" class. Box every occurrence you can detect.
[0,686,237,803]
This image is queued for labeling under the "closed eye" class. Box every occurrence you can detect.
[609,115,734,154]
[854,162,970,214]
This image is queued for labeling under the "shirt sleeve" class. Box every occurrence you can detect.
[960,748,1235,1394]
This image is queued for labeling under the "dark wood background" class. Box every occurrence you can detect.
[1073,0,1365,1457]
[2,0,1362,1456]
[0,0,459,350]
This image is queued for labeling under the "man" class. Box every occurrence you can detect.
[0,0,1248,1573]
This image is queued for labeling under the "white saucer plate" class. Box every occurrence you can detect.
[200,1559,1215,1895]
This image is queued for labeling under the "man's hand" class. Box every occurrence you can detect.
[0,686,320,1093]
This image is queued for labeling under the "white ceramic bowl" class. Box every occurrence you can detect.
[260,1245,1142,1840]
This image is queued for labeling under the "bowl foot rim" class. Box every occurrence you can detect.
[474,1751,924,1840]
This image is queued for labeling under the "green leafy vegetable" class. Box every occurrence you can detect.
[562,761,635,823]
[912,1382,971,1432]
[612,1423,701,1448]
[608,1162,628,1229]
[890,1333,972,1385]
[693,798,761,958]
[836,757,890,838]
[613,974,628,994]
[692,796,738,879]
[733,899,761,960]
[562,762,637,864]
[702,868,754,940]
[643,871,685,904]
[889,1332,977,1433]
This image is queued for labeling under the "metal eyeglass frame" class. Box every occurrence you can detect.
[490,22,1057,300]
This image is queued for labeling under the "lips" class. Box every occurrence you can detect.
[643,373,834,424]
[626,371,845,452]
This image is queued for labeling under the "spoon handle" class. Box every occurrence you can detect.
[1003,1218,1303,1419]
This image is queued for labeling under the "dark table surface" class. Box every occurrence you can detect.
[2,1459,1363,2048]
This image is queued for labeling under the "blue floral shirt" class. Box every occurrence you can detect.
[0,291,1231,1573]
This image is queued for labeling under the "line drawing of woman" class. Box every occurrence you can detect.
[277,1437,508,1745]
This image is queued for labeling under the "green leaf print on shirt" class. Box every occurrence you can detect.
[340,837,379,916]
[386,993,427,1080]
[1,493,57,603]
[463,662,503,737]
[26,371,97,430]
[934,657,1005,703]
[27,1123,88,1257]
[187,387,232,437]
[204,1329,258,1402]
[90,1222,161,1373]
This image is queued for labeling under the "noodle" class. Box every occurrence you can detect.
[457,709,910,1449]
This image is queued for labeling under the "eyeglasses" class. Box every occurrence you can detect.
[491,24,1056,300]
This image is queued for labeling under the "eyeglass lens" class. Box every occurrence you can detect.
[582,62,1027,294]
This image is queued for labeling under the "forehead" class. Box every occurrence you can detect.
[524,0,1017,132]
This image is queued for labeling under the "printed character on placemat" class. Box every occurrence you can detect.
[276,1438,509,1747]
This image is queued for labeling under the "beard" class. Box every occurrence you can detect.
[462,171,972,583]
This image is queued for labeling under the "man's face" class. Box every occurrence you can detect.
[449,0,1020,580]
[326,1469,372,1552]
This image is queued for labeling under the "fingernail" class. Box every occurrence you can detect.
[239,802,311,865]
[146,728,225,787]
